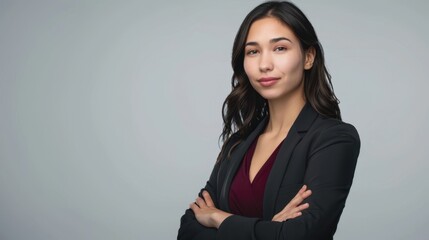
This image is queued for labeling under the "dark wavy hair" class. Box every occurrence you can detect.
[217,1,341,162]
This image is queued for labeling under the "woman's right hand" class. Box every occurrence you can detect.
[272,185,312,222]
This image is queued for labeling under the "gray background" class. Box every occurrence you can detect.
[1,0,428,239]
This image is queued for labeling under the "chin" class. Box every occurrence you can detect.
[257,91,284,101]
[250,82,285,99]
[256,88,303,102]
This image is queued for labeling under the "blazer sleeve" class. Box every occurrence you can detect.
[177,134,240,240]
[177,162,219,240]
[216,123,360,240]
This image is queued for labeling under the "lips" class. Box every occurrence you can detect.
[258,77,280,87]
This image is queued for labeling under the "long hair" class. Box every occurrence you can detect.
[217,1,341,162]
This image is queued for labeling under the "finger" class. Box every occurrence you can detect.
[287,185,306,205]
[277,201,310,219]
[195,197,206,208]
[293,189,309,204]
[272,211,288,222]
[272,212,282,222]
[289,190,311,207]
[290,203,310,218]
[287,187,307,207]
[276,187,312,216]
[272,210,303,222]
[289,202,309,214]
[290,189,312,207]
[293,211,302,218]
[298,185,307,194]
[190,202,200,213]
[298,202,310,211]
[279,194,305,214]
[202,191,215,207]
[273,209,290,221]
[302,189,312,198]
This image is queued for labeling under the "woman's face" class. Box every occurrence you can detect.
[243,17,314,101]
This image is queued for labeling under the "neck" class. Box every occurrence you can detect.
[265,90,306,137]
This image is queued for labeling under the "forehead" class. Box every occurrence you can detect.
[246,17,298,43]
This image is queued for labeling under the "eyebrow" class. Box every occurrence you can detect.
[245,37,292,46]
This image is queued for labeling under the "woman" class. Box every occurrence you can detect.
[178,1,360,239]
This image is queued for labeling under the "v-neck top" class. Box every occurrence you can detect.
[228,136,284,218]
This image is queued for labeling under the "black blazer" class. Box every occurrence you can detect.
[178,103,360,240]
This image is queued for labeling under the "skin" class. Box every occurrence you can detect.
[244,17,315,181]
[190,17,315,229]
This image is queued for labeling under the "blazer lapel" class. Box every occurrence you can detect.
[219,116,269,211]
[262,103,318,219]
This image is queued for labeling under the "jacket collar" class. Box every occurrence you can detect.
[263,102,318,218]
[218,102,319,217]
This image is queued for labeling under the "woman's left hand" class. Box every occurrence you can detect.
[190,190,232,229]
[272,185,312,222]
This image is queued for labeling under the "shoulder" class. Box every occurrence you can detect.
[311,116,359,140]
[306,116,360,155]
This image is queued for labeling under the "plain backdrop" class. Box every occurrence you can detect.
[1,0,428,239]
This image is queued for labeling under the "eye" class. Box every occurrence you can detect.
[274,46,287,52]
[246,49,258,56]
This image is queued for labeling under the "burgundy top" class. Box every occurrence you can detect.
[228,136,284,218]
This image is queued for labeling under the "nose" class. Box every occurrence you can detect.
[259,52,273,72]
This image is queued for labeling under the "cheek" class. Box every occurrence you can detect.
[277,55,304,74]
[243,58,256,79]
[244,59,259,90]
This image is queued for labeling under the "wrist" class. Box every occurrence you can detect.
[212,211,233,229]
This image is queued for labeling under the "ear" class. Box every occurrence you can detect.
[304,47,316,70]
